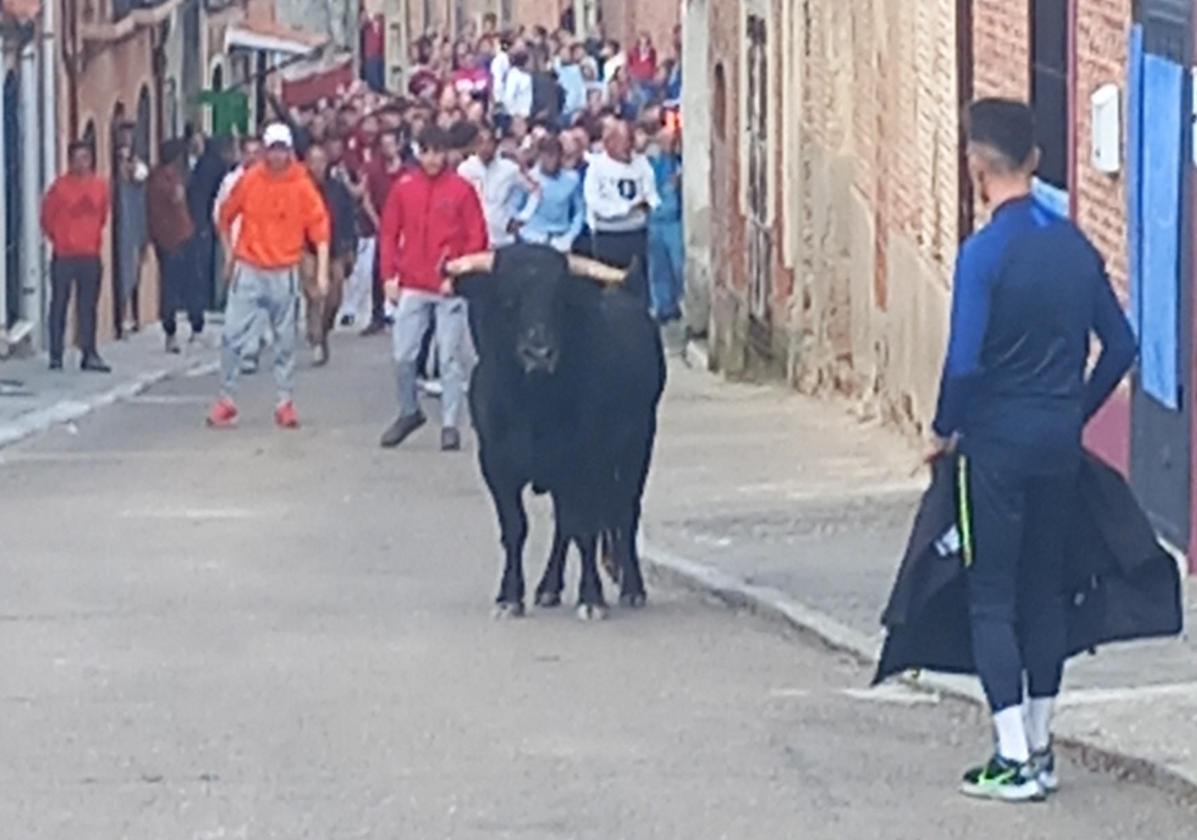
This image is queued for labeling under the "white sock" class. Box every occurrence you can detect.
[993,706,1030,763]
[1024,696,1056,753]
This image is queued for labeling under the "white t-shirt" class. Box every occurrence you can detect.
[502,67,534,119]
[583,152,661,233]
[458,155,525,247]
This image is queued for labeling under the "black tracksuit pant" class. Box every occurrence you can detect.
[962,454,1074,712]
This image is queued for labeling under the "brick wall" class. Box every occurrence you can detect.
[973,0,1030,99]
[1075,0,1131,297]
[706,0,957,424]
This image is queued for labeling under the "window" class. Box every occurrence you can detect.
[1030,0,1069,190]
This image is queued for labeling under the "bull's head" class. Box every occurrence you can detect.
[444,244,629,376]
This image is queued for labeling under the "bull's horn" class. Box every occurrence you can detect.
[567,255,628,286]
[444,251,496,277]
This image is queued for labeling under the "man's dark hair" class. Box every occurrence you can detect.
[448,120,480,150]
[159,138,186,165]
[966,98,1037,170]
[418,125,451,152]
[539,135,563,157]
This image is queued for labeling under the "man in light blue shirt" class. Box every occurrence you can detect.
[556,44,588,124]
[513,136,584,253]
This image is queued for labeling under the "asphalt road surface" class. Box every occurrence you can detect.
[1,336,1193,839]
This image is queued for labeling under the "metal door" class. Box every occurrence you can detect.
[1131,0,1193,549]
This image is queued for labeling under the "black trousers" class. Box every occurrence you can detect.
[963,455,1074,712]
[49,256,102,362]
[588,229,649,304]
[157,239,205,337]
[370,239,385,326]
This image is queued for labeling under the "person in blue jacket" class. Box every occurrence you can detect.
[512,136,585,253]
[647,124,683,322]
[926,98,1137,803]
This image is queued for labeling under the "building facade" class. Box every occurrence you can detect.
[693,0,1197,570]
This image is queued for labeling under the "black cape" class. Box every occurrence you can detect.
[873,452,1183,685]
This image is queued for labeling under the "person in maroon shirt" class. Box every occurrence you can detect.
[627,32,657,85]
[360,10,386,92]
[360,129,408,336]
[40,141,110,372]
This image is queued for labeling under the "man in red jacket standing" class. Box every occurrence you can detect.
[378,125,487,452]
[40,141,111,372]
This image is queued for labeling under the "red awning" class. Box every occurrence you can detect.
[280,54,355,109]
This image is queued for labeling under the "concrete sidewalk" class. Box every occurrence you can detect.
[0,328,217,451]
[643,360,1197,798]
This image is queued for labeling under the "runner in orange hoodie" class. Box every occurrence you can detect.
[209,123,330,430]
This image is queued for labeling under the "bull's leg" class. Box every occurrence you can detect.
[535,512,568,608]
[483,461,529,618]
[599,530,622,585]
[618,501,648,608]
[574,533,608,621]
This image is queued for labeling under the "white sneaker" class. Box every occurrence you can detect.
[419,379,443,398]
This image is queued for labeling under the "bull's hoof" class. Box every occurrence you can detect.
[493,602,526,620]
[576,604,609,622]
[619,592,648,609]
[534,591,562,608]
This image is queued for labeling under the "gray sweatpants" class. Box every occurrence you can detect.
[392,289,468,429]
[220,261,299,403]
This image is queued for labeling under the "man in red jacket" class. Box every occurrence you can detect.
[40,141,110,372]
[378,125,487,452]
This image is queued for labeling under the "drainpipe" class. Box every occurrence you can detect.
[19,33,42,348]
[0,66,7,346]
[38,0,57,350]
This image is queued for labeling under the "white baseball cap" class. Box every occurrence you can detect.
[262,122,294,150]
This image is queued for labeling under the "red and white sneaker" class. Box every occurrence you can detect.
[274,401,300,430]
[206,398,238,428]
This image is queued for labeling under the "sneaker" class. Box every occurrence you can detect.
[49,358,63,371]
[207,398,239,428]
[360,320,386,337]
[274,401,300,429]
[441,427,462,452]
[1029,746,1060,794]
[380,412,426,448]
[960,755,1045,803]
[165,334,181,355]
[339,314,355,328]
[81,354,111,374]
[312,344,328,367]
[419,378,444,398]
[240,356,260,375]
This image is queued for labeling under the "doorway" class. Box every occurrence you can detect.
[1131,0,1193,551]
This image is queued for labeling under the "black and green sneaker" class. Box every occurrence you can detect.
[960,755,1046,802]
[1029,746,1060,794]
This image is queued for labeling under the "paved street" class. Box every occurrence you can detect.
[2,334,1195,838]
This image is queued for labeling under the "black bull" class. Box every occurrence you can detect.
[449,243,667,619]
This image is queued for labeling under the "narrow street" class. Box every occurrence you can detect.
[1,335,1193,839]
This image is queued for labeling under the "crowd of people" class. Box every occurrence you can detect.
[40,12,685,446]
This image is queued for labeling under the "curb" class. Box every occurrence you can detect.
[642,540,1197,805]
[0,359,218,452]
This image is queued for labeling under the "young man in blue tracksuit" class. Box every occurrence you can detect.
[927,99,1136,802]
[647,124,684,322]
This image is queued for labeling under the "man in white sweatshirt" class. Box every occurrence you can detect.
[458,124,527,248]
[582,120,660,303]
